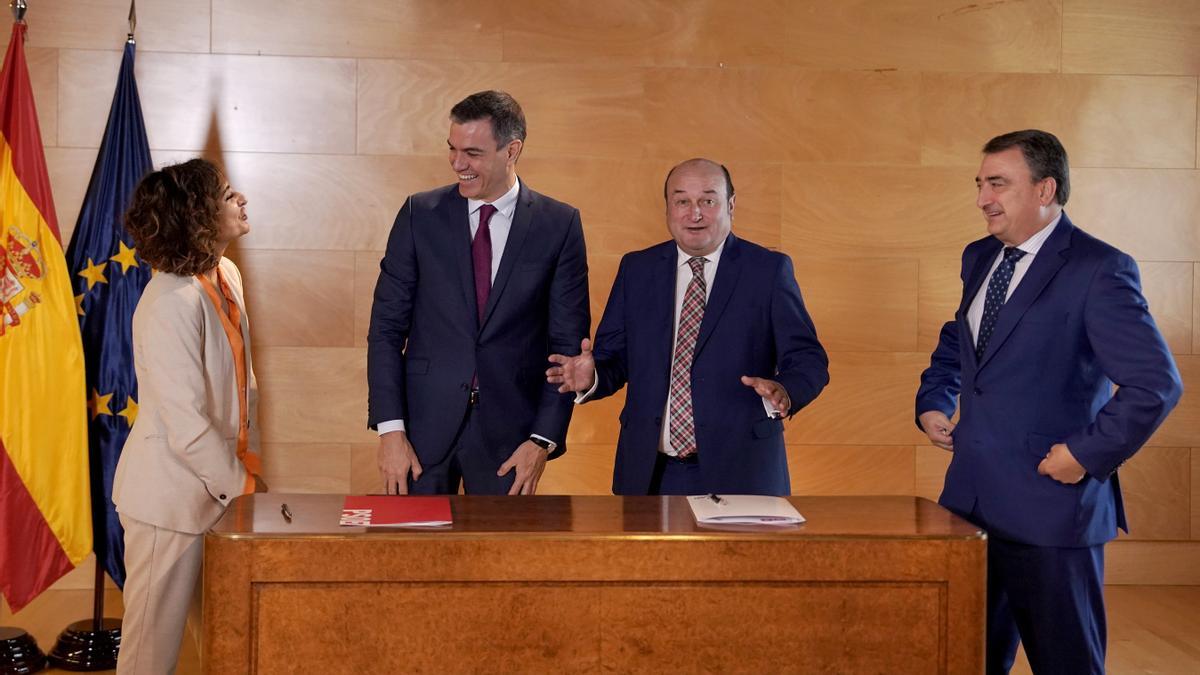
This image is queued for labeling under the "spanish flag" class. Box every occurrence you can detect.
[0,20,92,612]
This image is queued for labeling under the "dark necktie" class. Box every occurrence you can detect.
[472,204,497,324]
[975,246,1027,360]
[668,257,708,458]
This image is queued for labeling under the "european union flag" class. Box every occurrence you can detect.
[64,39,152,589]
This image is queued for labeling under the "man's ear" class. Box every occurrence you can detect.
[506,139,523,164]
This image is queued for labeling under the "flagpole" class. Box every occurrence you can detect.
[48,0,146,669]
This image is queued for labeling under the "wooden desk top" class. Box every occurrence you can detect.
[210,494,983,541]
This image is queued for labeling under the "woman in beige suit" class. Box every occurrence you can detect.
[113,158,265,675]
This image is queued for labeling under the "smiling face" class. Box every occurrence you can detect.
[215,180,249,247]
[664,161,734,256]
[975,147,1059,246]
[447,117,520,202]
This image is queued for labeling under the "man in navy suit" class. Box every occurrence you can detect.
[368,91,589,495]
[916,130,1182,674]
[547,158,828,496]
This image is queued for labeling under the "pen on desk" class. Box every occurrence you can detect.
[280,503,293,522]
[708,494,726,506]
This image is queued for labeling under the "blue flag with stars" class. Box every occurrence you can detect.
[64,39,152,589]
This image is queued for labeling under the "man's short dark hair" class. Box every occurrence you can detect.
[662,159,736,203]
[982,129,1070,206]
[449,90,527,148]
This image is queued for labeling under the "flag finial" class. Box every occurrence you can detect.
[127,0,136,43]
[11,0,28,23]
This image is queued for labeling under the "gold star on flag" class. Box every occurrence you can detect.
[75,293,86,316]
[110,241,139,274]
[89,389,114,419]
[78,258,109,290]
[118,396,138,426]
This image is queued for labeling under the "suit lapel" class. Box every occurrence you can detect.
[652,244,677,379]
[957,238,1002,367]
[480,183,532,332]
[439,188,479,333]
[977,216,1073,369]
[694,233,740,357]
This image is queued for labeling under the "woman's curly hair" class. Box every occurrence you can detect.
[124,158,225,276]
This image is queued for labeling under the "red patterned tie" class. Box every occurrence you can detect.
[668,257,707,457]
[472,204,497,323]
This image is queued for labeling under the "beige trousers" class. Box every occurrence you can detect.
[116,514,203,675]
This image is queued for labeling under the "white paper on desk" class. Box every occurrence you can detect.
[687,495,805,525]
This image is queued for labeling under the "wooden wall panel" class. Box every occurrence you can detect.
[787,445,915,496]
[1069,169,1200,263]
[538,444,617,495]
[211,0,503,61]
[1063,0,1200,75]
[59,51,357,154]
[504,0,1061,74]
[917,256,964,352]
[358,60,646,159]
[642,69,921,164]
[781,165,981,260]
[225,154,446,252]
[1138,262,1194,355]
[790,257,919,352]
[915,446,952,503]
[785,352,930,446]
[354,251,384,349]
[1149,355,1199,447]
[235,250,357,348]
[21,47,57,148]
[1195,263,1200,354]
[1117,447,1192,541]
[920,74,1198,168]
[44,147,98,244]
[4,0,209,53]
[1193,449,1200,539]
[260,444,351,494]
[1107,541,1200,585]
[254,347,375,445]
[350,443,380,495]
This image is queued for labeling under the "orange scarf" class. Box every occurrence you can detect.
[197,268,259,495]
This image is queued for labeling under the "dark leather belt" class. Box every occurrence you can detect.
[661,452,698,465]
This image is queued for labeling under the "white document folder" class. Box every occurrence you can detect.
[687,494,806,525]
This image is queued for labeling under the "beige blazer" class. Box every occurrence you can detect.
[114,257,259,534]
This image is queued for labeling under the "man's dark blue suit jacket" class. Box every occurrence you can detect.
[367,182,590,466]
[916,213,1182,547]
[589,233,829,496]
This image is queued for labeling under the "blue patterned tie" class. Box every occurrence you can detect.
[975,246,1027,360]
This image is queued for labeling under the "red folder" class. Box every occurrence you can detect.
[339,496,452,527]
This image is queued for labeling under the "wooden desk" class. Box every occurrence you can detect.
[204,495,984,674]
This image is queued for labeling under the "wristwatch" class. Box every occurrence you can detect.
[528,436,556,453]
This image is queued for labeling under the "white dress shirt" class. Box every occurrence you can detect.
[377,179,524,437]
[967,213,1061,344]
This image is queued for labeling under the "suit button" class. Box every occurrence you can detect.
[219,494,227,500]
[974,387,982,395]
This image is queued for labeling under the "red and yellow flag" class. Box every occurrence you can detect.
[0,20,91,613]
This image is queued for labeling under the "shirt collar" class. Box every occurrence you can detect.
[468,177,521,219]
[1013,212,1061,257]
[675,238,726,269]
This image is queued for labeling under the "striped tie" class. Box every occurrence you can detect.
[668,257,707,458]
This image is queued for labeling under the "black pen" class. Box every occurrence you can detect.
[708,494,726,506]
[280,502,293,522]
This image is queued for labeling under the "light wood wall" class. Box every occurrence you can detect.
[9,0,1199,585]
